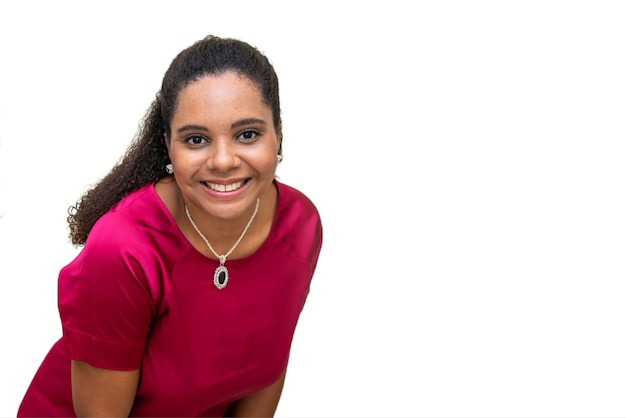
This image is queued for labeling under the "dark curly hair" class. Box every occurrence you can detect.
[67,35,282,246]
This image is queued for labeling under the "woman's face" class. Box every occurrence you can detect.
[166,71,280,221]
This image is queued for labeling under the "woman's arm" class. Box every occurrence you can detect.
[226,369,287,417]
[71,360,140,417]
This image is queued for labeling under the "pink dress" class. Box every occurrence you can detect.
[17,180,323,417]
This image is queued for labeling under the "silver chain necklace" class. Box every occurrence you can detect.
[184,198,260,290]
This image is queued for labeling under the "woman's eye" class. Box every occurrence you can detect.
[237,130,260,142]
[186,135,207,145]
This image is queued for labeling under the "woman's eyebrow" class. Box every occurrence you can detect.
[177,124,209,133]
[231,118,267,129]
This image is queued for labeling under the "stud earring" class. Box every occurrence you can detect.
[166,163,173,174]
[277,154,283,163]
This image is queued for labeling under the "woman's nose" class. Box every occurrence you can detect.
[209,140,238,171]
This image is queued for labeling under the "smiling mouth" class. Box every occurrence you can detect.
[204,180,246,192]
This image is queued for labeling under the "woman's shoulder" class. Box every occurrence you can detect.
[276,180,321,220]
[274,180,323,264]
[61,183,182,306]
[87,183,182,251]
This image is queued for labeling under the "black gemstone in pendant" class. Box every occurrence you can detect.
[214,265,229,290]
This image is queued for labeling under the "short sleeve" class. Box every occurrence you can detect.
[58,218,155,371]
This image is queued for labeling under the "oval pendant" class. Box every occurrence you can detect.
[214,265,228,290]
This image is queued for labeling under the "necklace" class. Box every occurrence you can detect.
[184,198,260,290]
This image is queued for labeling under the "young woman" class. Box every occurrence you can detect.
[18,35,323,417]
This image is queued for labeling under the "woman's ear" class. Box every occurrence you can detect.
[164,133,171,155]
[276,123,283,155]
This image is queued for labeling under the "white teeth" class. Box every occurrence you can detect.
[206,181,244,192]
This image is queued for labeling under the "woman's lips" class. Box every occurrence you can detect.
[204,180,246,192]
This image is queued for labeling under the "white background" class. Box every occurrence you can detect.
[1,1,625,417]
